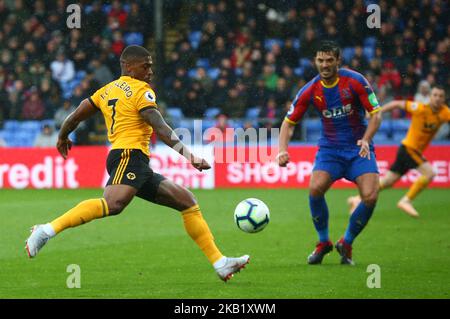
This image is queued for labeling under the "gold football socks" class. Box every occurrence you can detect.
[182,205,224,264]
[50,198,109,234]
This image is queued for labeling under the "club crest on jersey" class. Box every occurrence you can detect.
[145,91,156,102]
[322,104,353,119]
[127,172,136,180]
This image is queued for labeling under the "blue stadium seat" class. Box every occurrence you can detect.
[229,119,245,129]
[75,70,87,81]
[305,119,322,132]
[166,107,184,120]
[205,107,221,119]
[177,119,195,132]
[4,120,19,131]
[201,119,216,131]
[292,39,301,50]
[124,32,144,46]
[196,58,210,69]
[299,58,312,68]
[245,107,260,119]
[306,131,321,143]
[342,47,355,64]
[392,132,406,143]
[392,119,411,131]
[364,36,377,49]
[294,67,304,77]
[207,68,220,80]
[20,121,42,132]
[188,68,197,78]
[264,38,284,51]
[363,46,375,61]
[378,119,392,135]
[372,132,390,144]
[189,31,202,50]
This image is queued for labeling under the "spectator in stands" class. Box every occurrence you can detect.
[34,124,58,147]
[222,87,247,118]
[50,51,75,87]
[54,99,76,130]
[414,80,431,104]
[204,113,233,143]
[89,58,114,86]
[21,87,45,120]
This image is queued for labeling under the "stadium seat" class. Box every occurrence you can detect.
[245,107,260,119]
[299,58,312,68]
[372,132,390,144]
[306,131,321,143]
[4,120,19,131]
[201,119,216,131]
[363,36,377,49]
[294,67,304,77]
[378,119,392,136]
[20,121,42,132]
[392,132,407,143]
[189,31,202,50]
[196,58,210,69]
[205,107,221,119]
[207,68,220,80]
[292,39,301,50]
[124,32,144,46]
[363,46,375,61]
[342,47,355,64]
[392,119,411,131]
[264,38,284,51]
[166,107,184,120]
[188,68,198,78]
[305,119,322,132]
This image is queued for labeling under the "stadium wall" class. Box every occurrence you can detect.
[1,146,450,189]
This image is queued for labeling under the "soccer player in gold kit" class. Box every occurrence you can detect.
[348,85,450,217]
[25,45,249,282]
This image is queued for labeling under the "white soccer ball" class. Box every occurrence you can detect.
[234,198,270,233]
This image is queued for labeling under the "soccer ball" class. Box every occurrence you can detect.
[234,198,270,233]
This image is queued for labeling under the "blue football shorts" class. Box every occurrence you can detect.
[312,146,379,182]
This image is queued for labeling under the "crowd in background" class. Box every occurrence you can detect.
[0,0,448,146]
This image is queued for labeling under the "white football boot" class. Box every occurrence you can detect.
[25,225,51,258]
[215,255,250,282]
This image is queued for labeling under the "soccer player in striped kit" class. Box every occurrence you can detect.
[277,41,382,265]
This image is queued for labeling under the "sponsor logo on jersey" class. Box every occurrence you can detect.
[322,104,353,119]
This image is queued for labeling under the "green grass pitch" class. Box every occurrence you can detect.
[0,188,449,299]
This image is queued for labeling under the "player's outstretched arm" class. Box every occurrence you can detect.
[57,98,98,159]
[277,119,295,167]
[381,100,406,114]
[140,108,211,171]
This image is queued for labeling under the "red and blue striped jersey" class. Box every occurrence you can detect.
[285,68,381,148]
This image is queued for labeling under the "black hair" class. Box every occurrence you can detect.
[315,40,341,59]
[120,45,150,63]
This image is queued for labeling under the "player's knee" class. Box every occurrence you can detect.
[178,189,197,211]
[106,199,128,216]
[361,190,378,207]
[426,171,436,181]
[309,183,327,197]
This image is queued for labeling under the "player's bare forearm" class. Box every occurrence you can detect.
[362,111,382,143]
[279,120,295,152]
[277,120,295,166]
[59,99,98,139]
[381,100,406,114]
[140,108,192,158]
[140,108,210,170]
